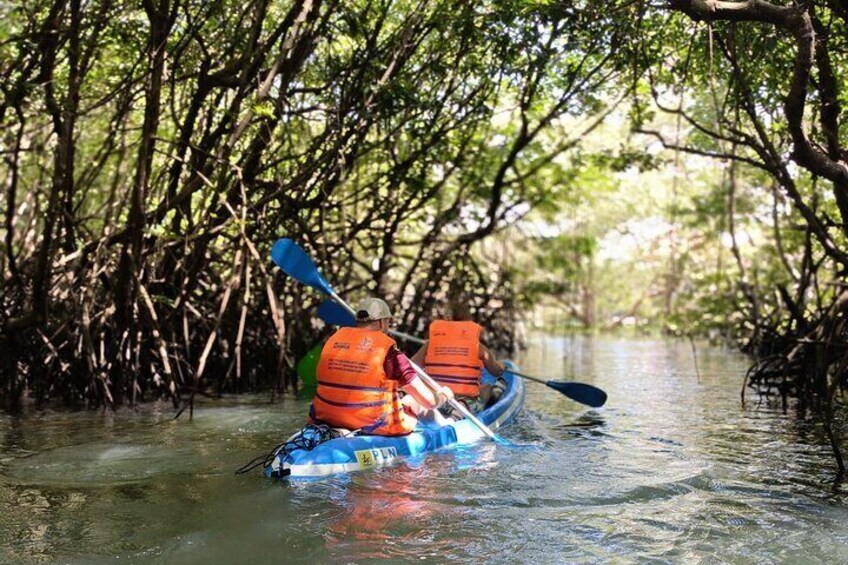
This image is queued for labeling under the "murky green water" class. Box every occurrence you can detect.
[3,336,848,563]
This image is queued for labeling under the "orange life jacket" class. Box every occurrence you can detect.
[311,327,417,436]
[423,320,484,398]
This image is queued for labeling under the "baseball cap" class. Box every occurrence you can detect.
[355,298,393,322]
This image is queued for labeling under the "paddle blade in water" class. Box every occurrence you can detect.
[271,238,334,295]
[317,300,356,327]
[546,380,607,408]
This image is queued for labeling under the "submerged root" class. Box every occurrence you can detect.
[745,289,848,478]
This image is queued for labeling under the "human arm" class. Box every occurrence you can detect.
[402,375,453,410]
[479,344,505,377]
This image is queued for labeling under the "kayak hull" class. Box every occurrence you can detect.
[266,362,525,479]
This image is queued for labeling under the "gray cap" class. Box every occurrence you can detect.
[355,298,393,322]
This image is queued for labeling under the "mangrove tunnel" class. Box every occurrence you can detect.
[4,0,848,544]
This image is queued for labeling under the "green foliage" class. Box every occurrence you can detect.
[4,0,846,407]
[0,0,634,406]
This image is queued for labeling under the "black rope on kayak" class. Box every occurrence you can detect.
[234,440,288,475]
[235,424,349,476]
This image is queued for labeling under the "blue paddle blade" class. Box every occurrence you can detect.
[317,300,356,327]
[546,380,607,408]
[271,238,334,296]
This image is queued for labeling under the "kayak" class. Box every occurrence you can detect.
[265,362,525,480]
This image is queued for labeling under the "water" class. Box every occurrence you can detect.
[3,336,848,563]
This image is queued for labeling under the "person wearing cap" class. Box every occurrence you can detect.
[308,298,454,435]
[411,299,505,415]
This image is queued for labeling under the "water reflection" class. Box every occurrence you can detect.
[327,469,446,559]
[322,446,504,561]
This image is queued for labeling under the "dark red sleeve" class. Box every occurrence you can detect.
[384,346,418,387]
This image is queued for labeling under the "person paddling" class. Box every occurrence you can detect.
[309,298,454,435]
[411,301,506,415]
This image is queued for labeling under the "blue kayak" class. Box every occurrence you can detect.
[265,364,525,480]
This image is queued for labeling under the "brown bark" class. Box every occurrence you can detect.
[32,0,82,322]
[111,0,175,400]
[669,0,848,233]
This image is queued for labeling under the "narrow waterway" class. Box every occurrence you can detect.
[2,336,848,563]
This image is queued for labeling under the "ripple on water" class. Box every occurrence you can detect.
[4,337,848,564]
[5,442,196,485]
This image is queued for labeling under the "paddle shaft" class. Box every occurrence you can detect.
[390,329,424,345]
[327,293,499,441]
[506,369,549,385]
[409,361,499,441]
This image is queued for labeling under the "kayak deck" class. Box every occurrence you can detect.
[266,363,525,480]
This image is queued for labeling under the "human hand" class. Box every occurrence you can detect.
[437,387,454,408]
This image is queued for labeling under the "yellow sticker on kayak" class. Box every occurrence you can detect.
[355,447,398,468]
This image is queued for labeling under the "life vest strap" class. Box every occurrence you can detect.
[316,380,386,393]
[425,362,483,371]
[315,392,388,408]
[430,374,480,383]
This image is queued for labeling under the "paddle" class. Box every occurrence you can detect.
[271,238,508,444]
[316,299,358,328]
[508,370,607,408]
[316,298,608,408]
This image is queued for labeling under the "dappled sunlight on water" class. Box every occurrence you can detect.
[3,336,848,563]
